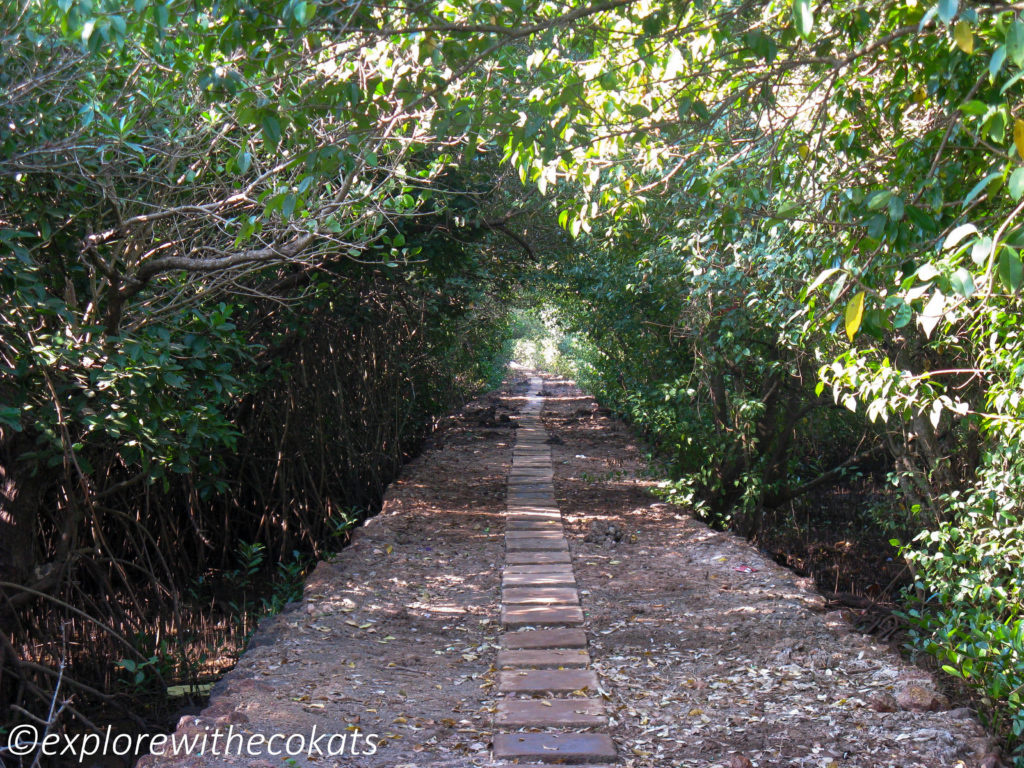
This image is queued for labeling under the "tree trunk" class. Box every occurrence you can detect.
[0,430,44,631]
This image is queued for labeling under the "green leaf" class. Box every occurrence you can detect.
[971,236,992,265]
[866,189,892,210]
[828,271,848,302]
[938,0,958,24]
[845,291,865,342]
[957,100,989,116]
[1001,68,1024,96]
[943,223,978,250]
[950,267,976,298]
[998,248,1023,291]
[905,206,937,232]
[1010,168,1024,201]
[155,4,169,32]
[990,46,1007,78]
[261,115,281,147]
[963,171,1001,208]
[805,267,841,296]
[793,0,813,40]
[281,193,296,219]
[990,108,1007,141]
[893,302,913,328]
[919,290,946,338]
[887,195,905,221]
[1008,19,1024,67]
[0,406,23,431]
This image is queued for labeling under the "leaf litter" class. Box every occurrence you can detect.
[144,373,997,768]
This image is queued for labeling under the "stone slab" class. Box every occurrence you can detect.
[503,564,574,574]
[507,520,563,531]
[507,497,558,506]
[502,587,579,604]
[503,572,577,588]
[501,628,587,650]
[506,551,571,565]
[501,604,583,628]
[498,668,598,693]
[497,648,590,668]
[507,513,562,523]
[506,538,569,552]
[506,521,562,529]
[495,698,606,727]
[505,529,564,539]
[492,733,616,764]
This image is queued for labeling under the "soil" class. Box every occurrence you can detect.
[141,371,999,768]
[539,375,997,767]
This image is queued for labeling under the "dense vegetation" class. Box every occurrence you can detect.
[2,0,1024,762]
[0,0,530,734]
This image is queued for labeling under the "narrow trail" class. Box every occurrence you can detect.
[492,375,616,764]
[146,372,994,768]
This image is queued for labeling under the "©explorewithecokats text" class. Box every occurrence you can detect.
[3,723,380,763]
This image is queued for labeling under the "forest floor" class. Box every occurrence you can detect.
[144,372,998,768]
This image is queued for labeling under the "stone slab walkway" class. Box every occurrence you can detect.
[490,376,618,766]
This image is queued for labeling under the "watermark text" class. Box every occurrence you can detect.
[3,724,379,763]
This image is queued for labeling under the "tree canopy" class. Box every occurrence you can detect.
[3,0,1024,759]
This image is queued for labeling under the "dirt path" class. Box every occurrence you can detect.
[144,372,994,768]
